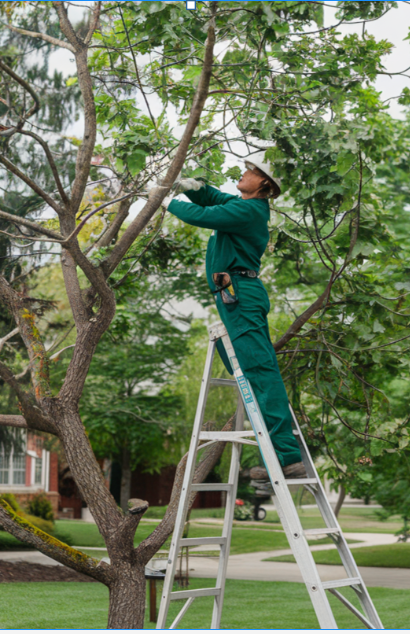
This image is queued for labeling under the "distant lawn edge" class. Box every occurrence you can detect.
[264,543,410,568]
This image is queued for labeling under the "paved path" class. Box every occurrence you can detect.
[1,531,409,590]
[188,556,410,589]
[186,532,410,590]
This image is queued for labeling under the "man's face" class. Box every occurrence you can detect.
[236,168,265,195]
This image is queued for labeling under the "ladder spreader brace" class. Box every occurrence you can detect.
[156,322,384,630]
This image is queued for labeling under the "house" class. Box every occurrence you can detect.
[0,431,59,514]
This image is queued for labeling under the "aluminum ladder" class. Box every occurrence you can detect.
[156,322,384,630]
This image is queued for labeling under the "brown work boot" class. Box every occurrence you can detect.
[250,466,268,480]
[250,463,307,480]
[282,461,307,479]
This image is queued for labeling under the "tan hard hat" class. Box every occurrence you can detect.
[244,151,281,195]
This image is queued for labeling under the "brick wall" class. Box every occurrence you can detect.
[13,490,59,515]
[49,453,58,492]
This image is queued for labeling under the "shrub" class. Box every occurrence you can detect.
[0,493,21,514]
[21,512,54,535]
[27,493,54,522]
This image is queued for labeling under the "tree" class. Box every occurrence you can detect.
[0,1,409,628]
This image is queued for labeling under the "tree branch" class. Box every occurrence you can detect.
[0,500,111,584]
[3,22,75,52]
[93,197,132,248]
[102,2,218,277]
[19,130,70,206]
[0,360,57,434]
[84,1,101,46]
[0,276,52,400]
[0,59,40,135]
[53,1,98,215]
[0,327,19,353]
[0,415,27,428]
[273,275,335,352]
[0,155,63,216]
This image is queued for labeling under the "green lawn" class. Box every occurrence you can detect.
[265,542,410,568]
[0,578,407,629]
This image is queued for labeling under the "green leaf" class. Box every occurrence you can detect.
[66,76,78,87]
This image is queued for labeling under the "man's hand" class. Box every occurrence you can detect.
[176,178,205,193]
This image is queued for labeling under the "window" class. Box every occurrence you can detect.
[0,447,26,486]
[35,458,42,485]
[13,453,26,485]
[0,452,10,484]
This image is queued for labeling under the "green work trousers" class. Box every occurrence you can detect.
[216,323,302,468]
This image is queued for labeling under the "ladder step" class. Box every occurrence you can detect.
[170,587,221,601]
[180,537,227,547]
[199,431,256,441]
[210,378,237,387]
[322,577,362,590]
[304,527,340,537]
[285,478,317,485]
[292,429,300,436]
[191,483,233,492]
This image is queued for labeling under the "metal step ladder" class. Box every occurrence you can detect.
[156,322,384,630]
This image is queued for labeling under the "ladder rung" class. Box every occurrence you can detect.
[322,577,362,590]
[304,527,340,537]
[199,431,255,442]
[285,478,317,485]
[170,587,221,601]
[292,429,300,435]
[180,537,227,547]
[191,483,233,492]
[210,378,237,387]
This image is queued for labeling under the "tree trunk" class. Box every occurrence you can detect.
[334,484,346,518]
[108,563,146,629]
[120,447,132,513]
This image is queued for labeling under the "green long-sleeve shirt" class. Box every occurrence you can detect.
[168,185,270,288]
[168,185,272,340]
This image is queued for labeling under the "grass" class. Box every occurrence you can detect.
[265,542,410,568]
[0,578,408,629]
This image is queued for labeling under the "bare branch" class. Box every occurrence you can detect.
[3,21,75,52]
[0,327,19,353]
[62,191,138,246]
[93,197,132,248]
[19,130,70,206]
[0,415,27,429]
[84,1,101,45]
[0,155,63,216]
[103,2,218,277]
[0,208,63,241]
[52,1,84,51]
[52,1,98,216]
[0,59,40,135]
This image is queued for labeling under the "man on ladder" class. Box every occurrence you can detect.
[164,151,306,480]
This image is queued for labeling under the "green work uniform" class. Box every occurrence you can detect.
[168,185,301,467]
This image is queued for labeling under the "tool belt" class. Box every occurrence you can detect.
[212,270,258,304]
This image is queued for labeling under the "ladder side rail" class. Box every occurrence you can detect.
[219,331,338,629]
[289,405,384,629]
[156,339,217,629]
[211,399,245,629]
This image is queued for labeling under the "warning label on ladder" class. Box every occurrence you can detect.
[237,375,253,404]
